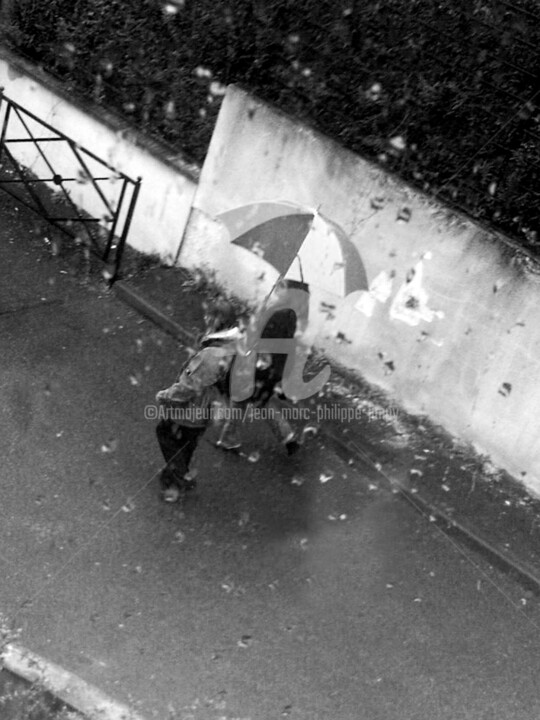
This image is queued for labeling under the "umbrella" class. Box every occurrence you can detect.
[217,201,368,297]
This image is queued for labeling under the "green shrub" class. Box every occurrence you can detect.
[6,0,540,251]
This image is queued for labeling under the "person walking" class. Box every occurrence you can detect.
[155,344,230,501]
[207,279,310,455]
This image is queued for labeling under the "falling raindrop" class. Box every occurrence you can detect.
[370,196,385,210]
[100,439,118,453]
[397,207,412,223]
[164,100,176,120]
[302,425,318,438]
[209,81,227,96]
[194,66,213,79]
[336,331,352,344]
[76,169,89,185]
[162,1,182,14]
[389,136,406,151]
[365,82,382,101]
[174,530,186,543]
[121,498,135,513]
[238,512,250,527]
[498,382,512,397]
[237,635,253,648]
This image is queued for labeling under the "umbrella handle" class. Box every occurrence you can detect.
[296,255,305,284]
[262,274,283,313]
[260,244,306,322]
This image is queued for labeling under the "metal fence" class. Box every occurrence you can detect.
[0,91,141,279]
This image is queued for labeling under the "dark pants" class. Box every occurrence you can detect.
[156,420,206,489]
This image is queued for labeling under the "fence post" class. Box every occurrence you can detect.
[112,176,142,282]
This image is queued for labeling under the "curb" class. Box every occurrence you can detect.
[400,489,540,595]
[323,429,540,595]
[113,280,196,345]
[1,644,147,720]
[112,280,540,595]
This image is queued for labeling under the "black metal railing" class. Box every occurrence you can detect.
[0,90,141,279]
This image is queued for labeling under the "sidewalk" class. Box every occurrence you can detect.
[2,191,540,720]
[121,261,540,593]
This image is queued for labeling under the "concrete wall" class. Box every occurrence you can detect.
[179,85,540,495]
[0,48,197,264]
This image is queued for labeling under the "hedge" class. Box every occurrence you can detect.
[5,0,540,250]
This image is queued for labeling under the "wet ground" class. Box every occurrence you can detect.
[1,192,540,719]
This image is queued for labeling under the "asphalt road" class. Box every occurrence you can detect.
[1,194,539,720]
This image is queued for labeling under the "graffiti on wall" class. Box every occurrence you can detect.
[389,252,445,327]
[354,270,394,317]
